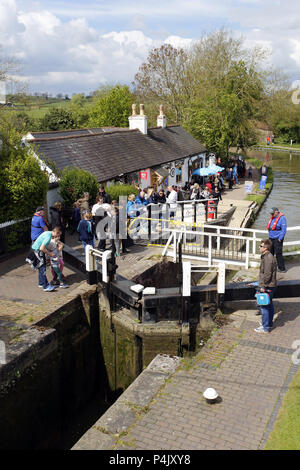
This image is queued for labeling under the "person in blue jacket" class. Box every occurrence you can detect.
[267,207,287,272]
[135,190,149,207]
[77,211,95,253]
[31,206,49,242]
[126,194,137,219]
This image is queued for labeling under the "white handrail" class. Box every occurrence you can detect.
[163,225,300,268]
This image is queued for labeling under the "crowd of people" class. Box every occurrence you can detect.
[25,155,260,294]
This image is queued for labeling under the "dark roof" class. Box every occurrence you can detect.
[29,127,128,139]
[31,125,206,183]
[148,125,206,156]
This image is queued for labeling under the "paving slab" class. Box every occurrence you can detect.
[73,296,300,450]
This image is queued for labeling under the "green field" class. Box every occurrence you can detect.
[3,96,92,120]
[258,141,300,150]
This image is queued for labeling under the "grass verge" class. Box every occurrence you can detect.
[265,368,300,450]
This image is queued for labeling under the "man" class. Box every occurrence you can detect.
[98,185,111,204]
[254,239,277,333]
[92,195,111,251]
[227,167,233,189]
[31,206,49,242]
[166,185,177,219]
[31,226,62,292]
[267,207,287,272]
[49,201,65,243]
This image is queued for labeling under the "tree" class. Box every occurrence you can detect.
[71,93,87,108]
[39,107,76,131]
[70,93,90,128]
[133,44,189,122]
[0,116,48,222]
[0,46,19,84]
[4,111,37,134]
[58,167,99,207]
[89,85,133,127]
[186,60,263,154]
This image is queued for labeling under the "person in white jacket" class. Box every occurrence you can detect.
[166,186,178,219]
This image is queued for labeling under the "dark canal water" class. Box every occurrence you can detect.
[248,150,300,242]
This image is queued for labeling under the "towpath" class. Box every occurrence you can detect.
[73,259,300,450]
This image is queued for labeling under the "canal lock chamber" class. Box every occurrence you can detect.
[0,260,226,449]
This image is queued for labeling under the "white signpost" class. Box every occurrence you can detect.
[0,82,6,104]
[245,181,253,194]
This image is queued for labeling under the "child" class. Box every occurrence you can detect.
[49,240,68,288]
[70,202,81,234]
[77,210,95,252]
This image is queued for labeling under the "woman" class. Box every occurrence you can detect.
[154,189,166,204]
[109,206,121,256]
[190,183,200,200]
[126,194,137,247]
[126,194,137,219]
[49,201,65,243]
[146,187,156,204]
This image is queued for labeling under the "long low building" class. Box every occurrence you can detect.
[24,104,208,207]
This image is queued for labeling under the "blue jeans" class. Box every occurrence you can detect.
[38,260,48,288]
[260,287,276,331]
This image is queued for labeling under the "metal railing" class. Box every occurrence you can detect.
[162,225,300,268]
[127,199,219,244]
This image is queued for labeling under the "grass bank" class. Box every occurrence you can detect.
[243,157,273,212]
[265,368,300,450]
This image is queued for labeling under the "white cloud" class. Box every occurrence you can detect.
[164,36,194,49]
[2,0,300,94]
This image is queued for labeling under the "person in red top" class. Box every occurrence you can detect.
[205,181,213,194]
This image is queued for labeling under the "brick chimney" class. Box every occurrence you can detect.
[129,103,148,134]
[157,104,167,128]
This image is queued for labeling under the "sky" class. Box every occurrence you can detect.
[1,0,300,95]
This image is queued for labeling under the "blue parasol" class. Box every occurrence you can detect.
[192,164,224,176]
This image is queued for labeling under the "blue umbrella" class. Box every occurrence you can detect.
[192,167,210,176]
[209,164,224,173]
[192,165,224,176]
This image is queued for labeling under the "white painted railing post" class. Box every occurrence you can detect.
[252,231,256,255]
[208,235,212,267]
[216,228,221,251]
[173,232,177,262]
[86,244,96,272]
[245,239,250,269]
[162,232,173,257]
[217,263,226,294]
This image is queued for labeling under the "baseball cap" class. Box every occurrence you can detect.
[270,207,279,214]
[36,206,45,212]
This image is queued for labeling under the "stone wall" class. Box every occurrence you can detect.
[0,284,106,449]
[98,288,214,393]
[0,280,216,449]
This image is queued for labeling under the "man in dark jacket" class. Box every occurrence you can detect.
[254,239,277,333]
[154,189,166,204]
[49,202,65,243]
[98,185,111,204]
